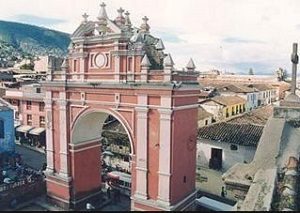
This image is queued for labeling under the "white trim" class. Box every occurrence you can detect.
[157,96,172,203]
[59,92,69,178]
[53,98,198,111]
[45,91,54,172]
[70,143,101,153]
[135,94,148,199]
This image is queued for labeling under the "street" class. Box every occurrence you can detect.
[15,144,46,170]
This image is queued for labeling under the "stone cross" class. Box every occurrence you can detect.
[82,13,89,23]
[117,7,125,17]
[291,43,298,94]
[142,16,149,24]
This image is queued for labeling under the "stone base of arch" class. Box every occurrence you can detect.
[46,140,103,210]
[132,190,197,211]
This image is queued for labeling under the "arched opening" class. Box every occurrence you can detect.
[70,110,133,209]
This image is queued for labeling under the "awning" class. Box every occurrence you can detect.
[29,127,46,136]
[16,125,34,133]
[14,123,21,128]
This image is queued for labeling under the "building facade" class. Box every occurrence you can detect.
[3,83,46,147]
[0,98,15,153]
[200,96,246,122]
[42,3,199,211]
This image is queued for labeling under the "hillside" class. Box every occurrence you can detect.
[0,20,71,58]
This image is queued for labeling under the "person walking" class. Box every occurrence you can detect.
[107,187,111,199]
[221,186,227,197]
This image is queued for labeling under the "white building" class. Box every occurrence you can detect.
[198,106,213,128]
[248,84,277,106]
[197,122,263,171]
[215,84,259,111]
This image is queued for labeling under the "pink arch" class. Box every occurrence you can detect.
[70,106,135,155]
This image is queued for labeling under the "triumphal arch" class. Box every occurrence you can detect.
[43,3,199,211]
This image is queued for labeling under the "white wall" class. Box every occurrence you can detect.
[198,116,213,128]
[200,102,222,120]
[197,139,256,172]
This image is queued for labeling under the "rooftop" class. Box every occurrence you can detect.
[228,105,273,126]
[198,106,213,120]
[198,122,263,147]
[212,95,246,106]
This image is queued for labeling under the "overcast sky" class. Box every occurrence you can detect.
[1,0,300,75]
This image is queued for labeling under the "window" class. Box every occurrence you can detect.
[27,115,32,126]
[128,57,132,71]
[205,120,208,125]
[0,120,4,139]
[74,60,77,72]
[105,53,110,67]
[183,176,186,183]
[39,102,45,112]
[90,54,94,67]
[36,88,41,93]
[230,144,238,151]
[232,107,235,116]
[26,101,32,110]
[40,116,45,128]
[226,108,229,118]
[15,112,19,120]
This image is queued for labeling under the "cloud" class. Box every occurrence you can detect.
[223,37,264,44]
[153,30,185,43]
[11,14,66,28]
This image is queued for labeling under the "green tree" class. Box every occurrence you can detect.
[276,67,288,81]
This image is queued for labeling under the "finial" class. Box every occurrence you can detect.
[142,16,149,24]
[98,2,108,20]
[82,13,89,24]
[140,16,150,33]
[141,54,151,67]
[125,11,132,30]
[155,39,165,50]
[115,7,125,26]
[164,54,174,67]
[117,7,125,16]
[100,2,106,8]
[186,58,196,71]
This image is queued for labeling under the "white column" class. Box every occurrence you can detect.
[79,58,85,81]
[135,94,148,199]
[114,56,120,82]
[157,97,172,206]
[58,92,70,180]
[45,91,54,174]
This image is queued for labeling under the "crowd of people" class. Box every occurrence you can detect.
[0,152,45,187]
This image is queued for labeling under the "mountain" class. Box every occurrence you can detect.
[0,20,71,58]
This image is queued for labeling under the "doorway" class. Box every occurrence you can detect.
[209,148,222,170]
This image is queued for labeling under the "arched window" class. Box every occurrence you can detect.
[0,120,4,139]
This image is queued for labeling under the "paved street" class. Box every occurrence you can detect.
[15,144,46,170]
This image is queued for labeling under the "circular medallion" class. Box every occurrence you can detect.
[94,53,106,68]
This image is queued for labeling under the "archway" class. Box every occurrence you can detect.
[69,109,134,208]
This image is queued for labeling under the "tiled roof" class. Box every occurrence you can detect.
[247,84,274,91]
[198,122,264,147]
[217,84,256,93]
[212,95,246,106]
[228,105,273,126]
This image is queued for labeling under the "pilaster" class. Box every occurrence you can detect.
[157,96,173,206]
[135,94,148,199]
[45,91,54,174]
